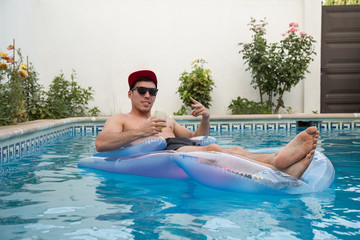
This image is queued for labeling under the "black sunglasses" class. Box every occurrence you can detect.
[131,87,158,96]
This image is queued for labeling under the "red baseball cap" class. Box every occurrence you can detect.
[128,70,157,89]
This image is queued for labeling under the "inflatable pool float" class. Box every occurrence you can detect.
[78,136,217,179]
[78,136,335,194]
[171,149,335,195]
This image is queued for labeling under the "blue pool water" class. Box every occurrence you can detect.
[0,128,359,239]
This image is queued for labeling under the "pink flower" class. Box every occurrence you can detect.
[288,27,297,33]
[289,22,299,27]
[300,32,307,36]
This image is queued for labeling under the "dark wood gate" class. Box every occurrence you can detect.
[321,5,360,113]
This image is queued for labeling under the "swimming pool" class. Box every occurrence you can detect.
[0,119,360,239]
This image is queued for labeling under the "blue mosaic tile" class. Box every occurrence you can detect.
[210,124,219,132]
[320,122,329,130]
[74,126,83,134]
[255,123,265,130]
[96,125,103,133]
[330,122,340,129]
[84,126,95,135]
[2,146,8,162]
[220,123,230,131]
[341,122,352,129]
[185,124,196,132]
[20,141,26,153]
[231,123,241,131]
[278,123,288,130]
[15,142,20,158]
[266,123,276,130]
[243,123,253,130]
[8,144,14,159]
[26,139,31,151]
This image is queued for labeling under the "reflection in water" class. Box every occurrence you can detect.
[92,168,339,239]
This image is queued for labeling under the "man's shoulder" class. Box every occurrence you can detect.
[103,113,131,130]
[105,113,129,124]
[111,113,128,119]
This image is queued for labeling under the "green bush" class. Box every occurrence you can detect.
[0,42,100,126]
[238,18,316,113]
[88,106,101,117]
[0,48,28,125]
[323,0,359,5]
[22,63,47,120]
[228,97,270,114]
[174,59,215,115]
[44,71,94,119]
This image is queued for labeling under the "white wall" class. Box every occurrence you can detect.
[0,0,322,116]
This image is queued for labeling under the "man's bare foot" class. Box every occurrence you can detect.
[273,126,319,170]
[283,150,315,179]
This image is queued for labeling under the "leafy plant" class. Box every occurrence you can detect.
[0,45,28,125]
[323,0,360,5]
[238,18,316,113]
[0,41,100,126]
[228,97,270,114]
[175,59,215,115]
[21,62,47,120]
[44,70,94,119]
[88,106,101,116]
[173,105,186,116]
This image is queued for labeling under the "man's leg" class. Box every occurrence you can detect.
[177,126,319,179]
[178,127,318,167]
[227,126,319,168]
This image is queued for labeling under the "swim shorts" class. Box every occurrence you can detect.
[164,137,201,151]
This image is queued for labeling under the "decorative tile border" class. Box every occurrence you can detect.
[0,123,103,163]
[320,121,360,130]
[1,118,359,163]
[180,120,360,131]
[183,121,298,132]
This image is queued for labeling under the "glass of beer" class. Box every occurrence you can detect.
[153,111,167,129]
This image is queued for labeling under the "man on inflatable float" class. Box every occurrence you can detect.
[95,70,319,181]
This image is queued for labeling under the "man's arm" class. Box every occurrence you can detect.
[95,114,164,152]
[173,97,210,138]
[190,97,210,136]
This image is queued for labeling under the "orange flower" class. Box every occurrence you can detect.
[7,45,14,50]
[0,52,8,59]
[6,58,14,63]
[19,69,28,78]
[0,62,8,70]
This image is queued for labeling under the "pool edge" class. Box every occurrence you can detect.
[0,113,359,141]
